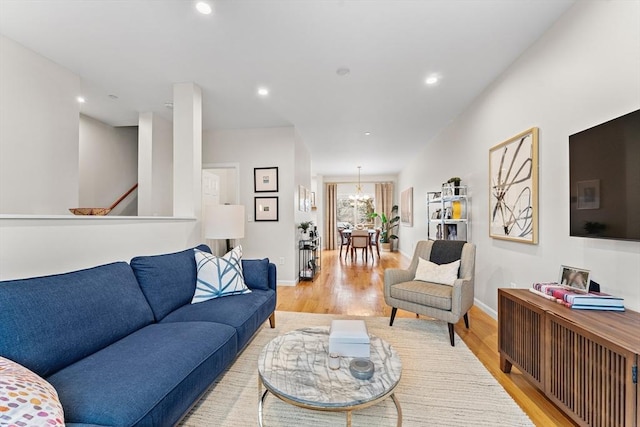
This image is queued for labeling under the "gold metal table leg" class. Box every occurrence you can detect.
[391,393,403,427]
[346,410,352,427]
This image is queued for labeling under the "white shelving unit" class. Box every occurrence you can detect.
[427,185,470,241]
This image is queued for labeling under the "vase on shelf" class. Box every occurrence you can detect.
[452,201,462,219]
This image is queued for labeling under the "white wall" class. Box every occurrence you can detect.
[0,35,80,214]
[151,114,173,216]
[79,114,138,210]
[294,130,313,276]
[203,127,300,283]
[398,1,640,313]
[0,218,198,280]
[0,38,201,281]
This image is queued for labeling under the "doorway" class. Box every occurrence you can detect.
[202,163,240,255]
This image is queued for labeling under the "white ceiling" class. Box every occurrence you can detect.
[0,0,574,176]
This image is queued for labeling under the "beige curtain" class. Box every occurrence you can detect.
[325,183,338,250]
[375,183,394,227]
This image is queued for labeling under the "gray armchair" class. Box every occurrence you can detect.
[384,240,476,346]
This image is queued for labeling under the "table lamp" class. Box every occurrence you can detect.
[204,204,245,254]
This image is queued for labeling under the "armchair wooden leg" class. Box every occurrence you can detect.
[448,323,455,346]
[463,312,469,329]
[389,307,398,326]
[269,313,276,328]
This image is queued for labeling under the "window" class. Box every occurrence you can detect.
[336,183,375,227]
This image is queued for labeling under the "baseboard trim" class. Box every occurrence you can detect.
[278,280,297,287]
[474,298,497,320]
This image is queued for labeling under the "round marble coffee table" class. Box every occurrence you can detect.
[258,326,402,426]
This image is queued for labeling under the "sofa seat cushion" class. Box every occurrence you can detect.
[390,281,453,311]
[0,262,154,377]
[47,322,237,427]
[161,289,276,350]
[130,244,211,321]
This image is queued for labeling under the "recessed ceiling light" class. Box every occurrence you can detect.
[257,87,269,97]
[164,102,174,109]
[336,67,351,77]
[196,1,212,15]
[364,132,371,136]
[425,75,439,85]
[77,96,86,103]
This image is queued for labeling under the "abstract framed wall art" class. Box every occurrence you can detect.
[489,127,539,244]
[255,197,279,221]
[254,167,278,192]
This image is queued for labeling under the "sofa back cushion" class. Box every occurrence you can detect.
[0,262,154,377]
[241,258,270,290]
[130,245,210,321]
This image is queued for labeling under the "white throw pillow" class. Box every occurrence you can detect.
[191,246,251,303]
[414,257,460,286]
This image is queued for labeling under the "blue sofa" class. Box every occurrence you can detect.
[0,245,277,426]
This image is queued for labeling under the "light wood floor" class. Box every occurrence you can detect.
[276,249,576,427]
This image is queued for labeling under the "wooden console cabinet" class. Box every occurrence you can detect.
[498,288,639,427]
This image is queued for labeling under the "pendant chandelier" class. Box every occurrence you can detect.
[349,166,370,201]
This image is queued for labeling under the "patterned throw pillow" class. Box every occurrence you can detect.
[191,246,251,303]
[0,356,65,426]
[414,257,461,286]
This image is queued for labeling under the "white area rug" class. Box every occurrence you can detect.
[180,311,533,426]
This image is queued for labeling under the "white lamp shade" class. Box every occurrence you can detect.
[205,204,245,239]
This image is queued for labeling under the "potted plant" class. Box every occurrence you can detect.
[447,177,461,195]
[368,205,400,251]
[298,221,313,239]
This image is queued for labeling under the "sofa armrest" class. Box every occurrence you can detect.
[268,263,277,292]
[450,278,474,317]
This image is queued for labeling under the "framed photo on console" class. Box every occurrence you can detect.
[255,197,279,221]
[254,167,278,192]
[559,265,590,293]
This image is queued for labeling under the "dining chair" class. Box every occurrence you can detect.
[338,228,350,259]
[370,228,381,259]
[350,230,370,262]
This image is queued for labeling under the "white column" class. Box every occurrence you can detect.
[173,83,202,219]
[137,112,153,216]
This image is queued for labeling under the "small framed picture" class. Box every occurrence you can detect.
[254,167,278,192]
[304,188,311,212]
[298,186,305,211]
[255,197,278,221]
[576,179,600,210]
[559,265,590,293]
[400,187,413,226]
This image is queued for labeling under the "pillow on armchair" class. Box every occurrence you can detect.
[0,356,65,425]
[414,257,460,286]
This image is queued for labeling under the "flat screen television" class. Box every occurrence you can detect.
[569,109,640,241]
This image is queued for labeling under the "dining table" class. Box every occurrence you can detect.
[340,228,378,260]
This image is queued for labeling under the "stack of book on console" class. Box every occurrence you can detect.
[529,282,625,311]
